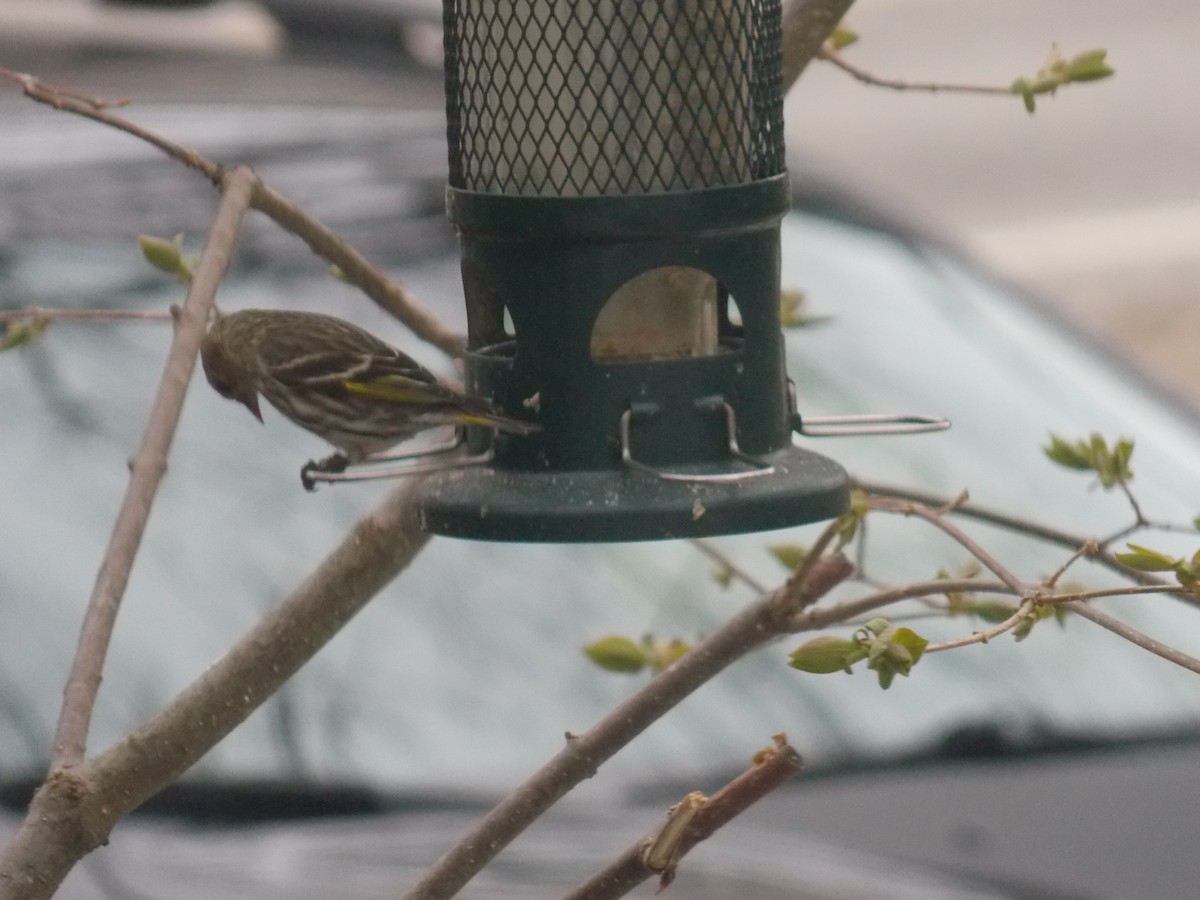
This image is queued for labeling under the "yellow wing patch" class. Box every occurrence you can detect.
[343,378,442,404]
[342,378,495,427]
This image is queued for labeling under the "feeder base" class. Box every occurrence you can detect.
[415,446,849,542]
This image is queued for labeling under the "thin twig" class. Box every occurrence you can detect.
[870,496,1028,596]
[0,307,172,323]
[247,182,465,356]
[924,599,1035,654]
[818,47,1014,95]
[1043,540,1098,588]
[402,554,854,900]
[50,167,256,771]
[0,68,217,180]
[1042,584,1189,605]
[1,69,466,358]
[856,481,1193,599]
[0,476,433,898]
[564,735,804,899]
[793,578,1011,631]
[1065,600,1200,675]
[784,517,844,598]
[689,540,769,594]
[1117,479,1148,526]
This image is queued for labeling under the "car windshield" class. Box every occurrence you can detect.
[3,100,1199,811]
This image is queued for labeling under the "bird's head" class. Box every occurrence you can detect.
[200,320,263,423]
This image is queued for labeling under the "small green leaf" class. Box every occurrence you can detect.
[788,636,864,674]
[1012,613,1036,642]
[889,627,929,667]
[779,289,832,329]
[0,316,49,351]
[862,617,890,637]
[769,544,808,570]
[1044,434,1092,470]
[1191,516,1200,531]
[710,562,734,589]
[828,27,859,51]
[139,233,192,282]
[834,488,870,548]
[583,636,646,674]
[1115,544,1179,572]
[1065,49,1114,82]
[1010,77,1037,113]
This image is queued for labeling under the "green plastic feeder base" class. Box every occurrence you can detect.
[415,445,849,542]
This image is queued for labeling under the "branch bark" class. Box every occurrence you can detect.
[52,167,255,770]
[403,554,854,900]
[0,69,465,358]
[564,734,804,899]
[781,0,857,92]
[0,476,431,899]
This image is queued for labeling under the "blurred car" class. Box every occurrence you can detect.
[2,14,1200,899]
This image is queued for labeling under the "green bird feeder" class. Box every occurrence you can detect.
[414,0,895,541]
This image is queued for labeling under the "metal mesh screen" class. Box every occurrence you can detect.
[443,0,785,197]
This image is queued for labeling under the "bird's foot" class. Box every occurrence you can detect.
[300,452,350,492]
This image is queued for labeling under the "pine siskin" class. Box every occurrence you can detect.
[200,309,538,476]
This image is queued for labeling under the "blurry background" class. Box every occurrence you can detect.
[2,0,1197,409]
[784,0,1200,410]
[3,3,1200,897]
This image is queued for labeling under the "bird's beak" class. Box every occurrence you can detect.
[240,392,264,423]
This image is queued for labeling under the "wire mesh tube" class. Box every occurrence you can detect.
[443,0,786,359]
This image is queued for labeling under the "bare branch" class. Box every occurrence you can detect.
[1044,540,1098,588]
[565,735,804,899]
[924,600,1036,654]
[856,481,1195,603]
[817,47,1013,95]
[0,68,218,180]
[51,167,256,770]
[246,182,465,356]
[781,0,857,92]
[1065,600,1200,675]
[1042,584,1189,605]
[793,578,1011,631]
[690,539,769,594]
[0,476,432,897]
[0,308,171,323]
[0,69,466,358]
[870,496,1028,596]
[402,554,854,900]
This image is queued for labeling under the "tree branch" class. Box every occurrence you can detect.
[870,496,1028,596]
[817,47,1013,95]
[857,481,1190,598]
[690,540,769,594]
[781,0,858,92]
[51,167,255,771]
[1065,600,1200,675]
[564,734,804,899]
[0,308,172,323]
[402,553,854,900]
[0,476,432,899]
[923,600,1036,654]
[0,69,465,358]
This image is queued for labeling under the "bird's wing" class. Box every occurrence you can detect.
[265,349,469,406]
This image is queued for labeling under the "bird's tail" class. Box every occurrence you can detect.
[456,402,541,436]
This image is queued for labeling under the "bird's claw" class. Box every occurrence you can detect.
[300,452,350,492]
